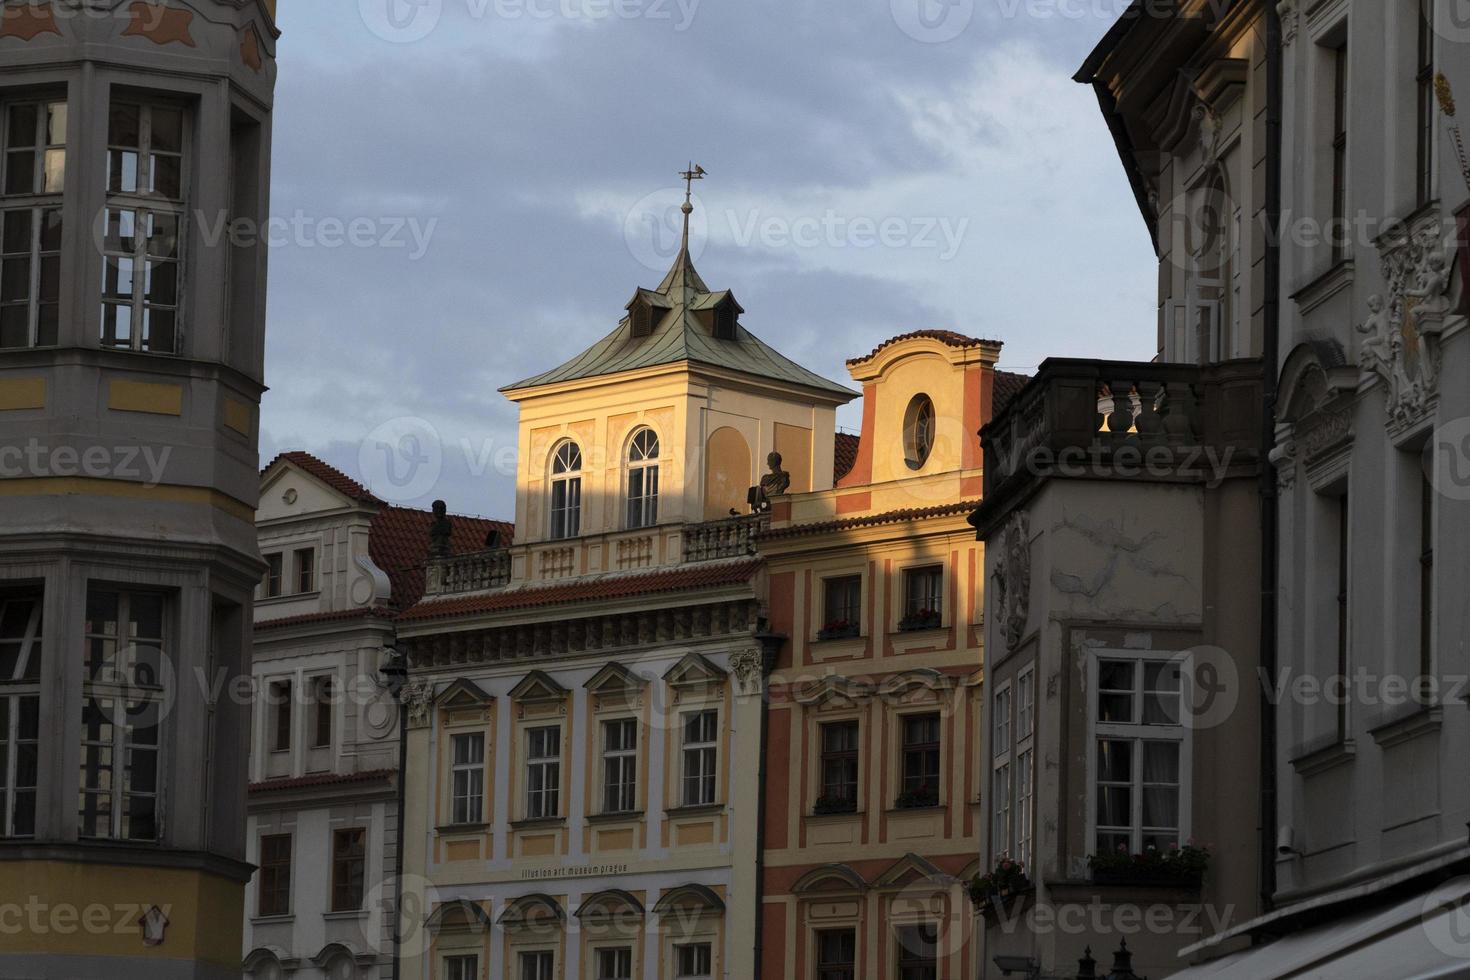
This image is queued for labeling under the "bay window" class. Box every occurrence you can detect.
[81,588,165,841]
[0,99,65,349]
[101,100,187,354]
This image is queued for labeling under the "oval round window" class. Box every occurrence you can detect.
[904,394,936,470]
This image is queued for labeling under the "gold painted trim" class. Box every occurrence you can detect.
[109,380,184,416]
[0,477,255,522]
[0,377,46,411]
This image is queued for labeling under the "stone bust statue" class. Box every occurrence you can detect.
[749,452,791,513]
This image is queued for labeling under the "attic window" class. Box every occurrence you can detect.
[713,301,737,340]
[631,301,660,338]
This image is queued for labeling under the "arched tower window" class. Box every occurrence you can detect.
[549,441,582,540]
[626,428,660,529]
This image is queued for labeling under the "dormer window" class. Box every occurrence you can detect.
[628,293,666,338]
[626,428,660,529]
[549,441,582,540]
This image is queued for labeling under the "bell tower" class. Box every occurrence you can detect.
[0,2,278,978]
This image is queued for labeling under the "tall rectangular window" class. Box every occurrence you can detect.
[294,548,315,594]
[822,575,862,633]
[519,951,554,980]
[602,718,637,814]
[451,733,485,825]
[1419,472,1434,690]
[675,943,712,979]
[1417,4,1436,207]
[1015,667,1036,869]
[681,710,718,806]
[897,924,938,980]
[264,553,283,598]
[270,678,292,753]
[1093,656,1186,854]
[899,713,941,805]
[0,100,65,349]
[1336,493,1350,736]
[101,100,186,354]
[80,588,164,841]
[817,930,856,980]
[549,442,583,540]
[1331,45,1349,262]
[595,947,632,980]
[444,955,478,980]
[992,682,1012,857]
[312,676,333,748]
[0,591,42,838]
[330,827,365,911]
[902,565,944,623]
[257,833,292,916]
[525,725,561,819]
[819,721,859,811]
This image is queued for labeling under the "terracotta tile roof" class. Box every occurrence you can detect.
[758,500,980,542]
[992,369,1032,416]
[833,432,861,482]
[249,768,396,795]
[399,558,763,623]
[262,450,383,504]
[255,606,398,631]
[846,330,1002,366]
[370,506,515,610]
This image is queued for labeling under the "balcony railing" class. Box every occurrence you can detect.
[682,512,769,563]
[975,358,1262,529]
[427,548,510,596]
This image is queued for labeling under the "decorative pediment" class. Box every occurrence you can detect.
[878,668,957,700]
[584,663,649,698]
[574,889,646,921]
[310,941,376,969]
[663,652,727,689]
[509,670,569,704]
[497,893,566,928]
[792,864,868,896]
[794,674,873,708]
[437,677,493,710]
[991,513,1031,653]
[243,946,298,972]
[874,853,949,892]
[427,899,492,934]
[652,883,725,917]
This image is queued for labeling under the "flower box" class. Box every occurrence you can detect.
[894,786,939,810]
[968,857,1031,912]
[812,795,857,816]
[817,621,859,641]
[898,609,943,632]
[1087,842,1210,889]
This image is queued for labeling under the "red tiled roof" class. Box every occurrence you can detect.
[262,451,383,504]
[992,369,1032,416]
[399,558,763,623]
[758,500,979,542]
[249,768,396,795]
[255,606,398,632]
[833,432,861,482]
[846,330,1001,366]
[370,506,515,610]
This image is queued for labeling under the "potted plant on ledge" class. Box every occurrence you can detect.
[968,856,1031,912]
[898,608,942,632]
[817,618,859,641]
[812,794,857,816]
[1087,841,1210,888]
[893,784,939,809]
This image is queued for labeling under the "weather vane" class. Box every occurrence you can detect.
[679,162,707,213]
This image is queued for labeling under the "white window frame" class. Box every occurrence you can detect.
[518,949,555,980]
[594,946,633,980]
[990,680,1011,860]
[601,717,638,814]
[1085,650,1192,856]
[450,732,486,825]
[0,592,42,839]
[443,954,478,980]
[0,98,66,350]
[524,724,561,820]
[901,563,945,622]
[674,941,713,979]
[680,709,719,807]
[1014,666,1035,870]
[549,440,583,540]
[100,97,189,355]
[625,427,660,530]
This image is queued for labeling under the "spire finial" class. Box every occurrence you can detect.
[678,162,706,250]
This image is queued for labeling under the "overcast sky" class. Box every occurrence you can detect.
[258,0,1158,522]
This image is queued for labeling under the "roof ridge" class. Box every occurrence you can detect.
[846,330,1003,366]
[262,450,383,504]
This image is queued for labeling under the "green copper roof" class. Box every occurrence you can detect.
[500,245,857,399]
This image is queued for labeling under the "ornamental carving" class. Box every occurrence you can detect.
[121,1,197,47]
[1277,0,1298,46]
[1358,222,1457,426]
[402,679,435,729]
[727,648,766,695]
[0,2,61,41]
[991,512,1031,652]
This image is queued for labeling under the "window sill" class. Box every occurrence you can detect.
[888,803,944,815]
[257,591,322,605]
[323,909,368,921]
[807,808,863,821]
[436,823,489,835]
[587,810,644,824]
[1288,737,1356,777]
[250,913,294,925]
[896,622,945,635]
[1368,704,1442,748]
[666,803,724,817]
[510,816,566,830]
